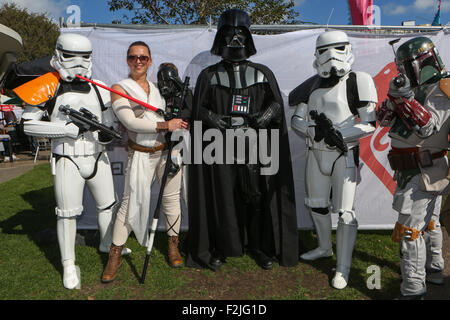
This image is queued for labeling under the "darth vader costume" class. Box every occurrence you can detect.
[185,9,298,270]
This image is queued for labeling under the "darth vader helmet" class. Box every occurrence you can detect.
[211,9,257,62]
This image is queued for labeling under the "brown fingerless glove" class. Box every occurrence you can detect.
[156,121,169,132]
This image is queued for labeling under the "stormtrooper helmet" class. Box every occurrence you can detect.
[313,31,354,78]
[50,33,92,81]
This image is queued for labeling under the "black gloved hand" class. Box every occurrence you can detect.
[323,129,344,148]
[313,125,325,142]
[198,107,229,130]
[248,102,282,129]
[98,127,115,144]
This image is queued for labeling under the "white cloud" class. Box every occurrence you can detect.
[383,3,410,15]
[294,0,306,6]
[0,0,70,19]
[383,0,450,16]
[413,0,435,10]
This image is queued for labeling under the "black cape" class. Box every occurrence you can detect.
[3,56,53,90]
[185,60,298,269]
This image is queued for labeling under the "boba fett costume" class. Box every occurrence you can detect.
[376,37,449,299]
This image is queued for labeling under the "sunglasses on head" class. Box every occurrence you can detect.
[127,55,150,63]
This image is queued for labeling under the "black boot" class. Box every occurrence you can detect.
[209,252,226,269]
[251,250,274,270]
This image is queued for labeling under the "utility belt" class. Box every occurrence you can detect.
[392,220,435,242]
[223,115,249,129]
[387,147,447,171]
[128,140,168,154]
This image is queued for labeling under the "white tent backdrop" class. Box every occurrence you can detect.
[61,27,450,230]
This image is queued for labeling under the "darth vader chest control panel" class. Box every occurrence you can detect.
[231,94,251,115]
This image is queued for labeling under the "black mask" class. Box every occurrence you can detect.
[220,26,248,62]
[157,66,183,99]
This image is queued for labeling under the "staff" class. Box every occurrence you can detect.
[140,75,190,284]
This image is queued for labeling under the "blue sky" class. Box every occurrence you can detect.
[0,0,448,26]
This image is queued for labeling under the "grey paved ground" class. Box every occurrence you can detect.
[0,150,51,184]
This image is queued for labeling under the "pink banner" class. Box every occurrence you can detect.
[348,0,374,25]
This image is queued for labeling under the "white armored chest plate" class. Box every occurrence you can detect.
[51,87,105,156]
[52,89,103,122]
[308,75,357,128]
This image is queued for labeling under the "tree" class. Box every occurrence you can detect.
[108,0,300,25]
[0,3,60,63]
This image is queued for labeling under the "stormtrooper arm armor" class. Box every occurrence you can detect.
[112,97,159,133]
[339,71,377,143]
[339,102,376,143]
[291,102,315,138]
[22,105,79,139]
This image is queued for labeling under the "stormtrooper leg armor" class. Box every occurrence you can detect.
[301,150,334,260]
[301,210,333,260]
[54,154,129,289]
[331,153,358,290]
[85,152,126,253]
[54,156,85,289]
[302,149,358,289]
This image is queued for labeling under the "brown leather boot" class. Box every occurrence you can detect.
[101,244,123,283]
[168,236,183,268]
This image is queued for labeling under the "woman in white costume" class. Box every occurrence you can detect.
[101,41,188,283]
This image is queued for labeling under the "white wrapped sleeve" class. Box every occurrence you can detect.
[112,97,159,133]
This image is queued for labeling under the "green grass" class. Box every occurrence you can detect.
[0,164,402,300]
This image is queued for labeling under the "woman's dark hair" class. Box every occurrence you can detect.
[127,41,151,58]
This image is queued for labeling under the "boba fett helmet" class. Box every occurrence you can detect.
[395,37,446,87]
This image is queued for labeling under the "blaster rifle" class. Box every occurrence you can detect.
[309,110,347,154]
[164,76,191,121]
[59,105,122,140]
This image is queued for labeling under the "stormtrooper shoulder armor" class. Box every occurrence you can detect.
[353,71,378,104]
[288,75,321,106]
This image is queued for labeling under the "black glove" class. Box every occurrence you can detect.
[324,129,344,148]
[248,102,282,129]
[98,127,115,144]
[167,160,180,177]
[198,107,229,130]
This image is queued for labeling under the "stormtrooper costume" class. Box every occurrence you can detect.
[21,33,128,290]
[377,37,449,299]
[289,31,377,289]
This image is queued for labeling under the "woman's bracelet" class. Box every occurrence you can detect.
[156,121,169,132]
